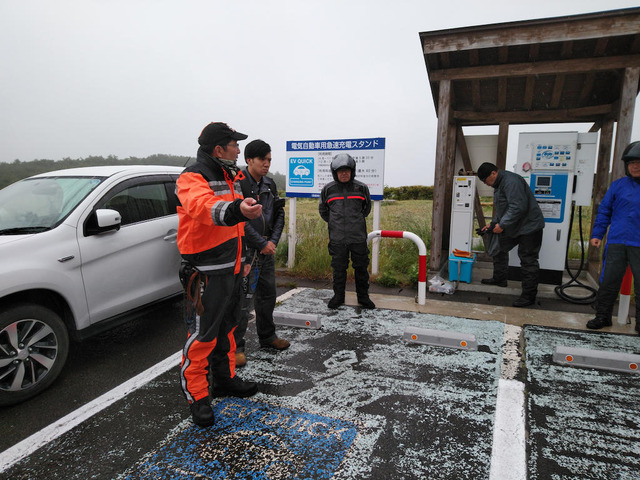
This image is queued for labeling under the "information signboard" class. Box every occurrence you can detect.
[286,137,385,200]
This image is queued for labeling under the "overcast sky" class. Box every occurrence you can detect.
[1,0,639,186]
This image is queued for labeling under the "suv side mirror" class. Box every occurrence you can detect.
[84,208,121,236]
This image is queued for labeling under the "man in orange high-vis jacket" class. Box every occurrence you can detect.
[177,122,262,427]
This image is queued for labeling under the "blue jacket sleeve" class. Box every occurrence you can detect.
[591,183,615,240]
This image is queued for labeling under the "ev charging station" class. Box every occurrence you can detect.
[509,132,597,284]
[449,176,477,253]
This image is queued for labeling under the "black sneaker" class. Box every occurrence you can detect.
[357,296,376,309]
[635,323,640,335]
[190,396,215,427]
[328,295,345,309]
[481,278,508,287]
[586,317,612,329]
[213,375,258,398]
[512,297,535,308]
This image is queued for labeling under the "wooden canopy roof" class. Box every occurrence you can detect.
[420,7,640,127]
[418,8,640,275]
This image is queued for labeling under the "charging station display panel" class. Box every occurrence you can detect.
[530,172,568,223]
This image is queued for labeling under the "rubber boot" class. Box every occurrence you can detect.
[329,268,346,309]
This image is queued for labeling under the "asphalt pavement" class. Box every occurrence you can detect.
[1,270,639,479]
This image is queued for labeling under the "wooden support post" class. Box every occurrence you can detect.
[430,80,452,272]
[612,67,640,180]
[442,121,457,251]
[587,119,613,277]
[496,122,509,170]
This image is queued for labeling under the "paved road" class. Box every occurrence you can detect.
[0,298,186,453]
[1,279,638,479]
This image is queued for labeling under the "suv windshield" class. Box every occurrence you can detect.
[0,176,104,234]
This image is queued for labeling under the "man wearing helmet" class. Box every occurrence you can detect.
[319,153,375,309]
[586,141,640,333]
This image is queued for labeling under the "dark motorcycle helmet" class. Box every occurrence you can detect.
[622,141,640,176]
[330,153,356,182]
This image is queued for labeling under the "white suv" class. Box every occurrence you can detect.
[0,165,185,406]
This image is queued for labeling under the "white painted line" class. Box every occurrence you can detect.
[276,287,307,303]
[0,351,182,473]
[500,324,522,380]
[0,288,306,473]
[489,378,527,480]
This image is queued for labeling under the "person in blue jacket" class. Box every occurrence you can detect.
[587,141,640,332]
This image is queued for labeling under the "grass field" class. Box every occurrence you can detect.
[274,198,596,288]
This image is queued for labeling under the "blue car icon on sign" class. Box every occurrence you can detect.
[289,158,314,187]
[293,165,310,177]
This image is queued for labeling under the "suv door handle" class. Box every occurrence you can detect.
[163,229,178,242]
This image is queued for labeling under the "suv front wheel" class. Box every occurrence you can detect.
[0,304,69,406]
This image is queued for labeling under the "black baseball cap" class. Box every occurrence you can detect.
[198,122,248,146]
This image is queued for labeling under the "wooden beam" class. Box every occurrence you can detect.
[523,44,539,110]
[453,104,613,125]
[579,38,609,106]
[612,66,640,180]
[469,50,480,110]
[550,42,573,109]
[496,123,509,171]
[430,79,452,271]
[587,119,614,275]
[523,77,535,110]
[421,11,640,54]
[550,75,566,109]
[429,54,640,82]
[498,78,507,111]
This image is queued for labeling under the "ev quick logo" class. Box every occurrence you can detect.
[123,398,359,479]
[289,157,314,187]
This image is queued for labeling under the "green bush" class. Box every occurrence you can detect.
[383,185,433,200]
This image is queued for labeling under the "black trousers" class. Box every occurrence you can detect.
[595,243,640,322]
[492,228,543,300]
[328,241,370,298]
[236,253,278,351]
[181,271,242,403]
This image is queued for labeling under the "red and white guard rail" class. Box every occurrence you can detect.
[367,230,427,305]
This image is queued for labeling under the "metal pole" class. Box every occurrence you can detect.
[371,200,381,275]
[287,197,297,268]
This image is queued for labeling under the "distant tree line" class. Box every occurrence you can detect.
[383,185,433,200]
[0,155,287,191]
[1,157,434,198]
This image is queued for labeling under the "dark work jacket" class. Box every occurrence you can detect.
[492,170,545,238]
[238,168,285,253]
[319,179,371,244]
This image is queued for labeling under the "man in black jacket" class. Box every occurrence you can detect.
[319,153,375,309]
[477,162,545,308]
[235,139,289,367]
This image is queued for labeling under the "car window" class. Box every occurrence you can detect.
[104,182,171,226]
[0,176,104,234]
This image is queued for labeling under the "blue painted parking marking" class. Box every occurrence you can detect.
[123,397,359,479]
